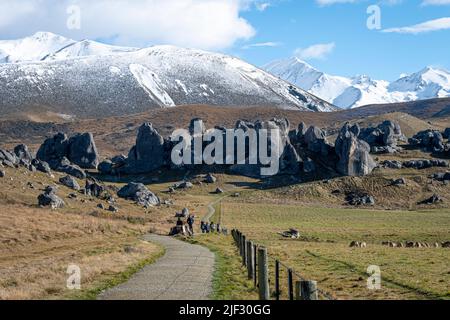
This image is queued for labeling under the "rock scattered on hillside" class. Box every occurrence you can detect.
[85,180,105,198]
[117,182,160,207]
[38,185,65,209]
[204,173,217,184]
[391,178,406,186]
[418,194,443,205]
[59,175,80,190]
[346,193,375,206]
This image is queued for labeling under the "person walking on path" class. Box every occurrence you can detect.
[187,214,195,235]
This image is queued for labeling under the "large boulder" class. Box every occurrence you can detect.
[0,149,18,165]
[335,123,376,177]
[52,157,86,179]
[117,182,160,207]
[36,133,69,165]
[38,186,65,209]
[59,175,80,191]
[98,160,113,175]
[67,133,99,169]
[304,126,330,155]
[14,144,33,163]
[37,132,99,170]
[121,123,165,174]
[31,159,52,174]
[409,130,445,152]
[279,143,300,175]
[85,180,105,198]
[443,128,450,139]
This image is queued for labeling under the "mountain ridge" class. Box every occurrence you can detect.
[0,32,336,119]
[265,57,450,109]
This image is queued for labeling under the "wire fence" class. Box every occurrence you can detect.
[231,229,335,301]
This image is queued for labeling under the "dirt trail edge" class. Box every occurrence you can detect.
[98,234,215,300]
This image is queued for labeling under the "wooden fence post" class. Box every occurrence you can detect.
[275,260,280,300]
[257,247,270,300]
[288,269,294,301]
[253,244,257,287]
[300,280,318,300]
[246,241,254,280]
[242,236,247,266]
[238,231,242,255]
[295,281,301,300]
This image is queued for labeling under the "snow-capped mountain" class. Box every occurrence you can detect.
[0,32,336,119]
[265,58,450,109]
[0,32,138,63]
[0,32,75,63]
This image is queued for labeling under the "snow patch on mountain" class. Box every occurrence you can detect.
[129,64,175,107]
[44,40,138,61]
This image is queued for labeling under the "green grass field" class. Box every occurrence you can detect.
[214,202,450,300]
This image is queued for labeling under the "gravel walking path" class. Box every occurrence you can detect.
[98,234,215,300]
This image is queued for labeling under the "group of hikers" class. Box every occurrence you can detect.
[170,209,227,237]
[173,214,196,236]
[200,221,222,234]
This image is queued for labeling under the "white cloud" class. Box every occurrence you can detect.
[242,41,281,49]
[382,17,450,34]
[0,0,257,50]
[315,0,357,6]
[294,42,335,60]
[255,2,271,11]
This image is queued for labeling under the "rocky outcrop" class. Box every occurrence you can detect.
[117,182,160,207]
[67,133,99,169]
[36,132,99,170]
[403,159,448,170]
[335,124,376,177]
[409,129,445,153]
[119,123,165,174]
[359,120,405,154]
[304,126,331,156]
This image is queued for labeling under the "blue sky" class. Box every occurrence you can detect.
[232,0,450,80]
[1,0,449,80]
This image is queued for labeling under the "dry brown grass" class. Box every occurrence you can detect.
[0,204,163,300]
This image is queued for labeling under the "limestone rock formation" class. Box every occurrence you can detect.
[335,124,376,177]
[120,123,165,174]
